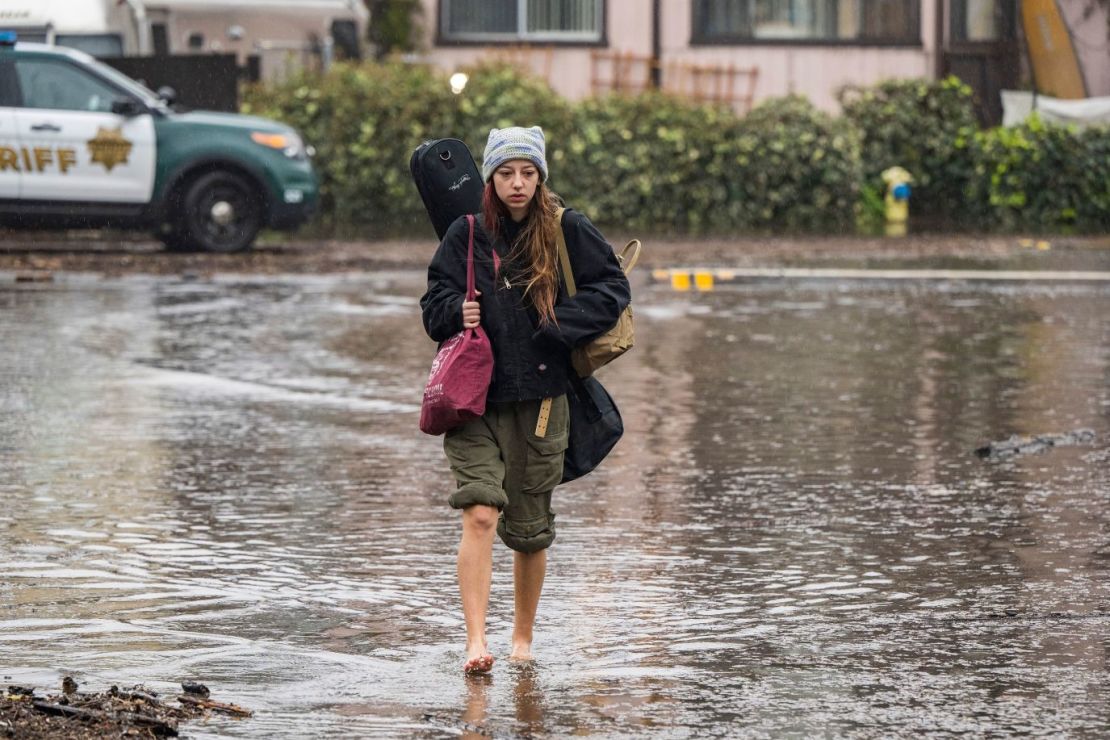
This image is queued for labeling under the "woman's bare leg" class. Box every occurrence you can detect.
[511,549,546,660]
[459,505,498,669]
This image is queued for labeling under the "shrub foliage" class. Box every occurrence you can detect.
[839,77,980,221]
[243,64,1110,235]
[968,116,1110,231]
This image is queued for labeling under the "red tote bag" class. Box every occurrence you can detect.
[419,215,494,436]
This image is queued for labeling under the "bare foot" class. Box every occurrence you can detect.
[464,654,494,674]
[509,641,533,662]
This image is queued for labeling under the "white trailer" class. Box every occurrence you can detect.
[0,0,368,76]
[0,0,138,56]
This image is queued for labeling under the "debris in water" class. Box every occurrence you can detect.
[1,680,252,738]
[180,681,210,698]
[13,271,54,283]
[176,693,252,717]
[974,429,1095,460]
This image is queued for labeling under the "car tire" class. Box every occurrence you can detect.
[157,227,194,252]
[178,170,263,253]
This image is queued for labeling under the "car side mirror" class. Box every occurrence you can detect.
[111,98,146,116]
[157,86,177,106]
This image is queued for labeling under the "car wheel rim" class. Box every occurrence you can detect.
[210,200,235,226]
[193,182,254,247]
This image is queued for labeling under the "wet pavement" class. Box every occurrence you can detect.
[2,266,1109,737]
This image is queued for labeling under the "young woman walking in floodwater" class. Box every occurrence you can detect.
[421,126,630,674]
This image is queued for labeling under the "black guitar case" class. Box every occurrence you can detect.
[409,138,484,240]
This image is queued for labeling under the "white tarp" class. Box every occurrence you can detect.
[1002,90,1110,128]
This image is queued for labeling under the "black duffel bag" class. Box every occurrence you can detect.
[562,373,623,483]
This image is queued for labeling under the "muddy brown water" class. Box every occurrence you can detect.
[1,270,1108,738]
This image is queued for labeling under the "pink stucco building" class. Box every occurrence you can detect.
[416,1,1109,125]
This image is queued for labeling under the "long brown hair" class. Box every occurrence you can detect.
[481,180,562,326]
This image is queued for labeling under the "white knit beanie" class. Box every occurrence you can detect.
[481,126,548,183]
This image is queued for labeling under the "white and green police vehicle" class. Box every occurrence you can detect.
[0,32,318,252]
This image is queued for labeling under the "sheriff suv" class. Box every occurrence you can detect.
[0,33,318,252]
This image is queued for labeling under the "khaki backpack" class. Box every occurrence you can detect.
[555,207,640,378]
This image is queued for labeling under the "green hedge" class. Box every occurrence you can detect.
[243,61,455,231]
[554,93,858,233]
[243,62,858,235]
[558,93,729,233]
[243,63,1110,235]
[968,116,1110,231]
[720,95,861,232]
[840,76,1110,231]
[839,77,979,221]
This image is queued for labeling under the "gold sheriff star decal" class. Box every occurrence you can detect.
[87,127,133,172]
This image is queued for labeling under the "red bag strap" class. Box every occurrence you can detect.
[465,214,476,302]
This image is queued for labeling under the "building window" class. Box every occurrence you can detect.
[54,34,124,58]
[692,0,920,44]
[440,0,603,43]
[951,0,1014,42]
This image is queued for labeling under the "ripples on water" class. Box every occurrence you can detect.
[1,272,1108,737]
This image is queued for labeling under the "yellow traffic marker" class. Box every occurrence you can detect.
[1019,238,1034,248]
[652,269,670,281]
[694,271,714,291]
[1036,240,1051,251]
[671,272,691,291]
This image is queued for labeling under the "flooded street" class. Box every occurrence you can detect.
[2,266,1109,737]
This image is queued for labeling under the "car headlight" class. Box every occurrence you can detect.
[251,131,306,160]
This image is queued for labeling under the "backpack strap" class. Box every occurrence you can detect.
[616,239,641,274]
[541,207,575,440]
[556,208,640,292]
[554,207,577,297]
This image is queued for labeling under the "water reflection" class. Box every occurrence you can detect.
[1,272,1108,736]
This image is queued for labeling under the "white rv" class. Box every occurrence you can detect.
[0,0,367,75]
[0,0,138,57]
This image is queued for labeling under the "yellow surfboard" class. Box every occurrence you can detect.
[1021,0,1088,99]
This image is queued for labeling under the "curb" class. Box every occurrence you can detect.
[651,267,1110,291]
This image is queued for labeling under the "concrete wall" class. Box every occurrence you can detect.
[1059,0,1110,96]
[160,4,366,80]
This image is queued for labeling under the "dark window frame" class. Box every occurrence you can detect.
[436,0,609,47]
[690,0,923,48]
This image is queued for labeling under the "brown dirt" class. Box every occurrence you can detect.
[1,229,1108,277]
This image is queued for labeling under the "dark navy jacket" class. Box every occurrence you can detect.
[421,209,630,403]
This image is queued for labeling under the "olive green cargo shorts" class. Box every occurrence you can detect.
[443,395,569,553]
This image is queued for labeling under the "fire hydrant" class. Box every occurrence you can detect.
[881,166,913,236]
